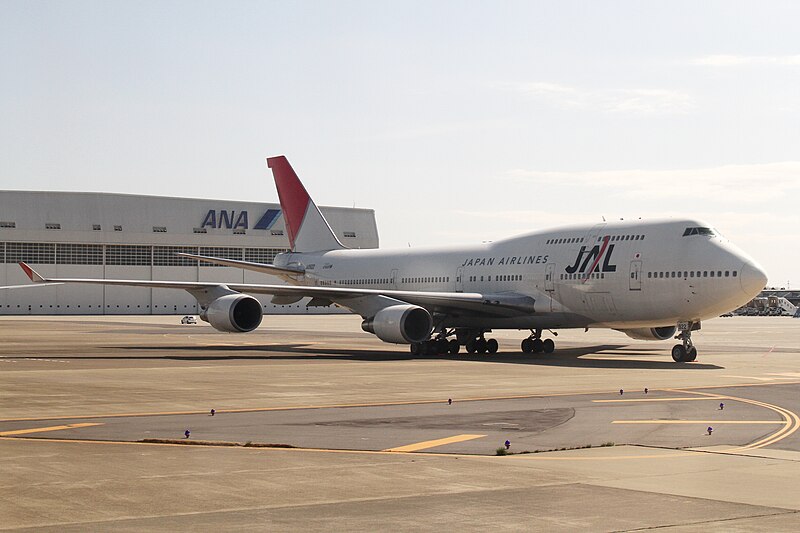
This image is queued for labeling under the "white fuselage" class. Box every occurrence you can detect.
[275,219,766,331]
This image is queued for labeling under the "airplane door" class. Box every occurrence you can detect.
[545,263,555,292]
[629,260,642,291]
[455,267,464,292]
[391,269,399,290]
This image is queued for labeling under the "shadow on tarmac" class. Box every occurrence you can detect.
[63,343,725,369]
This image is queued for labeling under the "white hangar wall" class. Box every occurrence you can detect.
[0,191,379,315]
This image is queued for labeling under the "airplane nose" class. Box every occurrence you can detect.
[740,261,768,298]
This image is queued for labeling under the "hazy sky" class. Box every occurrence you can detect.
[2,1,798,286]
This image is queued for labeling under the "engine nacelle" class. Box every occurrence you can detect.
[619,326,677,341]
[361,304,433,344]
[200,294,263,333]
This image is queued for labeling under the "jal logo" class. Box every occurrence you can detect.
[565,236,617,274]
[201,208,281,230]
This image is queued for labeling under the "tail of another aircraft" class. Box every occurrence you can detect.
[267,156,345,253]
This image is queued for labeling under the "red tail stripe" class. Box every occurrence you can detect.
[19,262,34,281]
[267,156,310,250]
[582,236,610,284]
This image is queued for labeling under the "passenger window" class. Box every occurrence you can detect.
[733,271,737,277]
[710,271,715,278]
[703,271,708,277]
[717,271,722,277]
[690,271,694,278]
[725,271,729,277]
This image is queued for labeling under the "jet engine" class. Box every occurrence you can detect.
[361,304,433,344]
[619,326,677,341]
[200,294,263,333]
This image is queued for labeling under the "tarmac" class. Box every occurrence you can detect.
[1,315,799,530]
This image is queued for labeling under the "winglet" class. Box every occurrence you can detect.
[266,156,345,253]
[19,262,46,283]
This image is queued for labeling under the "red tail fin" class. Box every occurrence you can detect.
[267,156,344,252]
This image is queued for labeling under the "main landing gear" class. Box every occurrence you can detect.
[409,328,499,355]
[465,336,499,355]
[410,337,459,355]
[521,329,555,354]
[671,322,698,362]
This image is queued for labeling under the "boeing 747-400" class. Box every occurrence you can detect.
[20,156,768,362]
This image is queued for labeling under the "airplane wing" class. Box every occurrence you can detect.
[0,282,62,290]
[19,262,536,317]
[176,253,305,277]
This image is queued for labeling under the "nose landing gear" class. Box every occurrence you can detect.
[672,322,698,362]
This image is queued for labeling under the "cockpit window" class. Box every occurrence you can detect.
[682,227,717,237]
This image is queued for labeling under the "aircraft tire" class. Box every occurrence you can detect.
[686,346,697,362]
[448,339,460,355]
[532,338,544,353]
[436,338,450,354]
[671,344,687,362]
[410,343,422,355]
[542,338,555,353]
[486,338,499,354]
[521,338,534,353]
[475,338,487,354]
[425,341,438,355]
[465,339,476,354]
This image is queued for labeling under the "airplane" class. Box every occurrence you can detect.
[18,156,768,363]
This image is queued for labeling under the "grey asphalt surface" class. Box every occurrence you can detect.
[2,383,797,455]
[2,315,800,531]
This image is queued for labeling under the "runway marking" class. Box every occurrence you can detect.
[0,436,728,461]
[384,434,486,452]
[722,375,784,382]
[613,420,786,424]
[593,397,723,403]
[0,422,102,436]
[667,389,800,451]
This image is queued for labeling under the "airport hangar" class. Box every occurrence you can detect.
[0,191,378,315]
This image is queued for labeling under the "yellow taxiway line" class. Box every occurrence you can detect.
[665,389,800,451]
[2,380,799,424]
[0,422,102,436]
[613,420,786,424]
[384,434,486,452]
[593,397,724,403]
